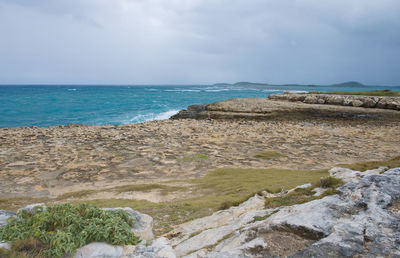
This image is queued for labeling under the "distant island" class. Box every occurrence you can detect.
[213,81,368,87]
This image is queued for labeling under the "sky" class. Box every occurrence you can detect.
[0,0,399,85]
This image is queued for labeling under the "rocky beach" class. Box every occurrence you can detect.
[1,94,400,257]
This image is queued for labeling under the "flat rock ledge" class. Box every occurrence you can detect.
[269,93,400,110]
[171,97,400,121]
[1,167,400,257]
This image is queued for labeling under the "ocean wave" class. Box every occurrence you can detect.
[67,88,77,91]
[164,89,201,92]
[120,109,180,124]
[287,90,309,93]
[204,89,230,92]
[262,89,283,92]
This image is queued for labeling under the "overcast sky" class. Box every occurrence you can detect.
[0,0,399,85]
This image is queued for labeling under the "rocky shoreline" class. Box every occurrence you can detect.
[1,95,400,257]
[171,95,400,121]
[269,93,400,110]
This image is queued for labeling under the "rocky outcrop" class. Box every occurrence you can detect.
[158,167,400,257]
[269,93,400,110]
[171,98,400,121]
[2,167,400,257]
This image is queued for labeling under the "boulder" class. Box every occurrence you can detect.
[73,242,124,258]
[325,95,344,105]
[126,237,176,258]
[0,242,10,250]
[352,99,363,107]
[18,203,46,213]
[304,96,318,104]
[0,210,16,227]
[362,97,378,108]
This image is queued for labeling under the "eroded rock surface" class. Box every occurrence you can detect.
[2,168,400,257]
[163,167,400,257]
[269,93,400,110]
[2,118,400,199]
[171,98,400,121]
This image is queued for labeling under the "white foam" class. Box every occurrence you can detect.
[205,89,229,92]
[164,89,201,92]
[149,109,180,121]
[120,109,180,124]
[288,90,309,93]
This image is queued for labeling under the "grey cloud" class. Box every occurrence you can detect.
[0,0,399,85]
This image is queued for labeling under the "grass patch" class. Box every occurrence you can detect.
[265,186,341,209]
[179,153,209,161]
[337,156,400,172]
[71,168,328,235]
[112,184,186,195]
[0,203,140,257]
[2,156,398,237]
[189,230,203,239]
[253,209,280,222]
[309,90,400,96]
[254,151,285,160]
[57,190,98,199]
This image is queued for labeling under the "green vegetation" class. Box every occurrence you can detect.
[112,184,186,195]
[253,209,280,222]
[265,187,340,209]
[0,203,140,257]
[2,156,398,237]
[337,156,400,172]
[179,153,209,161]
[309,90,400,96]
[71,168,328,235]
[254,151,286,160]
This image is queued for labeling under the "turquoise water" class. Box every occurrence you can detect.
[0,84,399,128]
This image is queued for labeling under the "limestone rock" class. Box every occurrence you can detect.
[18,203,46,213]
[328,166,387,183]
[73,242,124,258]
[304,96,318,104]
[126,237,176,258]
[0,210,16,227]
[0,242,10,250]
[166,167,400,257]
[268,93,400,111]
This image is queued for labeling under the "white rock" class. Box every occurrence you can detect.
[166,195,265,247]
[0,210,16,227]
[73,242,123,258]
[312,187,326,196]
[18,203,46,213]
[0,242,10,250]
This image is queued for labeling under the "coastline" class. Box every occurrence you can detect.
[1,95,400,237]
[1,100,400,198]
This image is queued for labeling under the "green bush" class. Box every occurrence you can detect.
[0,203,140,257]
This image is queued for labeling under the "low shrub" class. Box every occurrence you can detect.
[318,176,343,188]
[0,203,140,257]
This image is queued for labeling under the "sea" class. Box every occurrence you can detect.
[1,84,399,128]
